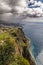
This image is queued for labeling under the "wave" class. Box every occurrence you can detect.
[36,50,43,65]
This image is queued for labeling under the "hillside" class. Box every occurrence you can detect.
[0,26,36,65]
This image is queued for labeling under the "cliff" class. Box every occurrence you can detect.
[0,26,36,65]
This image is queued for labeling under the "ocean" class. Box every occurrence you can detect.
[20,22,43,65]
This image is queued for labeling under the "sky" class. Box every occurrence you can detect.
[0,0,43,22]
[38,0,43,2]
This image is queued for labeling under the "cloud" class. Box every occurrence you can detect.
[0,0,11,14]
[0,0,43,18]
[0,0,28,14]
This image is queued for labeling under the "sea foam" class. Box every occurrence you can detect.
[36,50,43,65]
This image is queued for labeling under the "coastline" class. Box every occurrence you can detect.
[25,36,36,65]
[0,24,36,65]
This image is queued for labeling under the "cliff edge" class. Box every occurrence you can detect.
[0,26,36,65]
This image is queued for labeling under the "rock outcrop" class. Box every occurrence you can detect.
[0,26,36,65]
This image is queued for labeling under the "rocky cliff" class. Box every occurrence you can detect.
[0,26,36,65]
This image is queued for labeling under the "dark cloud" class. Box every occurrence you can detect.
[0,0,43,19]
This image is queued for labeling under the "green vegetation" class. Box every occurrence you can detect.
[8,56,30,65]
[0,26,35,65]
[0,32,6,40]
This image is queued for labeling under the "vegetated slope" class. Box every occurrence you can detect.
[0,26,36,65]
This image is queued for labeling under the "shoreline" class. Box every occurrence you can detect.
[0,25,36,65]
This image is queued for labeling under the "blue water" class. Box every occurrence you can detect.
[20,22,43,58]
[21,22,43,65]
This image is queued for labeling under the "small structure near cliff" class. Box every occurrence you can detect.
[0,26,36,65]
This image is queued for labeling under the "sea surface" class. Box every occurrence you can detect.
[19,22,43,65]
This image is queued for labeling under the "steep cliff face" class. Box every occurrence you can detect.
[0,26,36,65]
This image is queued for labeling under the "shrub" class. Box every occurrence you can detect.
[13,55,30,65]
[0,40,15,65]
[17,57,30,65]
